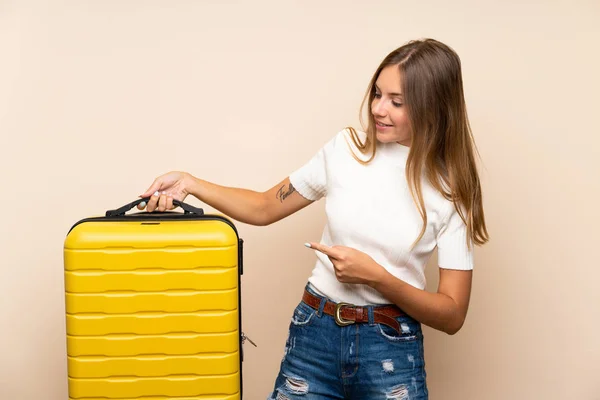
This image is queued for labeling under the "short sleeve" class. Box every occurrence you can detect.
[436,204,474,270]
[289,133,338,201]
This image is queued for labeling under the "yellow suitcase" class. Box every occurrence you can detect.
[64,198,246,400]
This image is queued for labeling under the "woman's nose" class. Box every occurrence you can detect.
[372,100,386,117]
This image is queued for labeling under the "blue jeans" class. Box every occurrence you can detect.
[268,284,429,399]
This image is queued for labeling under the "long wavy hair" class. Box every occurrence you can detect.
[347,38,489,250]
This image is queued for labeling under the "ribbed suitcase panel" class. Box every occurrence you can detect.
[64,220,238,250]
[68,373,240,398]
[69,396,239,400]
[68,353,239,378]
[65,268,238,293]
[64,246,237,271]
[66,289,238,314]
[67,310,238,336]
[70,397,238,400]
[67,332,238,357]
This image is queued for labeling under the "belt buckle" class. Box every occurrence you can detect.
[334,302,355,326]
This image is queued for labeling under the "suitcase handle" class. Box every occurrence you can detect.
[105,197,205,217]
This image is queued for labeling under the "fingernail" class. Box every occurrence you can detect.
[154,191,160,196]
[139,201,147,208]
[304,243,311,248]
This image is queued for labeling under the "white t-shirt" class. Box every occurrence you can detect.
[289,128,474,305]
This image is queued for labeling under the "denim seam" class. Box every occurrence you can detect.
[341,324,360,379]
[338,326,344,385]
[420,332,429,397]
[354,324,360,376]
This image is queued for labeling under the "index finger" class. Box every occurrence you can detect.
[305,242,338,259]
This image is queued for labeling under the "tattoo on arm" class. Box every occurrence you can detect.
[276,183,296,203]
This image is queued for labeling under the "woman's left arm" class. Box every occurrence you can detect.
[307,242,472,335]
[370,267,472,335]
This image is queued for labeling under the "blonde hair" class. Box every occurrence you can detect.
[348,38,489,250]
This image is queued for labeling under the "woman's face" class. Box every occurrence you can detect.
[371,65,412,147]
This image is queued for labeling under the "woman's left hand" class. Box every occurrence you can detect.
[306,242,387,286]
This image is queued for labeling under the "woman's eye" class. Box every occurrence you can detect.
[392,101,403,107]
[374,92,382,98]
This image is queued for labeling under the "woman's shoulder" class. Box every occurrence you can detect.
[336,127,371,159]
[339,126,368,144]
[316,127,368,156]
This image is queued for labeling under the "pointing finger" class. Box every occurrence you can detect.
[305,242,338,259]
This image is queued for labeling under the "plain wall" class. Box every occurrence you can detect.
[1,1,598,399]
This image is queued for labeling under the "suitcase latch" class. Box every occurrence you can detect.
[241,332,257,347]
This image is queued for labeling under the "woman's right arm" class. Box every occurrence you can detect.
[141,172,313,226]
[190,176,313,226]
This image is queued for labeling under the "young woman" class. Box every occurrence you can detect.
[138,38,489,400]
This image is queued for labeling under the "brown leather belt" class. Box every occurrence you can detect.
[302,289,405,335]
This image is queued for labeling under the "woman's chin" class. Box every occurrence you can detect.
[376,132,398,143]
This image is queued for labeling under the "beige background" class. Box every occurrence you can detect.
[1,1,599,399]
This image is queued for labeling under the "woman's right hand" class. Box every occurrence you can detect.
[138,171,196,212]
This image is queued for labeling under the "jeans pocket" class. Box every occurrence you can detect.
[290,301,317,327]
[376,317,420,342]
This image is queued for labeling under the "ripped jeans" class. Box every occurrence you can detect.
[268,284,429,400]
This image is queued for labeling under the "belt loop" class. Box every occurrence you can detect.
[317,295,326,317]
[368,306,375,325]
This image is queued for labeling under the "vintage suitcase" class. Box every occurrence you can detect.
[63,198,246,399]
